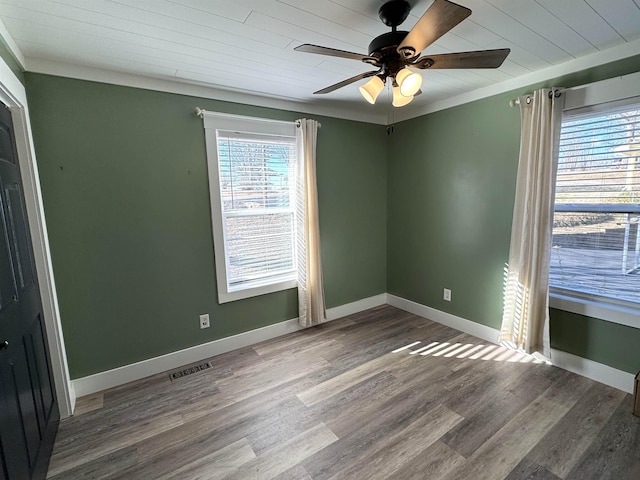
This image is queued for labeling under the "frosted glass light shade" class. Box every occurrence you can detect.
[396,68,422,97]
[359,76,385,104]
[392,85,414,107]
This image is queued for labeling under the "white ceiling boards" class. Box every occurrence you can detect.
[1,0,639,123]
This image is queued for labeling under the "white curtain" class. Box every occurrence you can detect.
[296,119,326,327]
[500,88,564,357]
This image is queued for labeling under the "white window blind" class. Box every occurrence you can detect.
[202,112,298,303]
[216,130,297,287]
[550,99,640,306]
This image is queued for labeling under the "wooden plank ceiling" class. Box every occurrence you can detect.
[1,0,639,119]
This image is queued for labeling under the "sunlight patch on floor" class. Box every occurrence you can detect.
[392,340,544,363]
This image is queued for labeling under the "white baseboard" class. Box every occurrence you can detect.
[387,294,500,344]
[550,348,634,393]
[388,293,635,394]
[71,292,634,403]
[71,293,387,400]
[326,293,387,320]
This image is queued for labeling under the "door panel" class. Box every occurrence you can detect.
[0,444,7,480]
[12,341,41,469]
[30,316,56,432]
[0,359,31,479]
[0,103,59,479]
[0,193,17,310]
[5,183,35,290]
[0,122,14,165]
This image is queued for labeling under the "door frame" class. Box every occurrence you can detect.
[0,56,74,418]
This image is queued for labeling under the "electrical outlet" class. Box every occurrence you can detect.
[443,288,452,302]
[199,313,210,329]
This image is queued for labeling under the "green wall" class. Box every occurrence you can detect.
[24,53,640,380]
[25,74,387,378]
[388,54,640,374]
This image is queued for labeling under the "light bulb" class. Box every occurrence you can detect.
[392,85,413,107]
[359,76,385,104]
[396,68,422,97]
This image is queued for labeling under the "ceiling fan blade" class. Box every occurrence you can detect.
[314,71,380,94]
[412,48,511,69]
[397,0,471,59]
[295,44,378,64]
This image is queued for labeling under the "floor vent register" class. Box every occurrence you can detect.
[169,362,212,381]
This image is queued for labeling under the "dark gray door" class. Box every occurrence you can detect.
[0,103,59,479]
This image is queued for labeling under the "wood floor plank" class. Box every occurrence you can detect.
[71,392,104,416]
[565,395,640,480]
[441,363,555,458]
[325,404,463,480]
[215,355,331,403]
[304,315,428,377]
[307,370,397,427]
[538,369,593,408]
[46,306,640,480]
[47,412,183,477]
[441,393,571,480]
[323,363,453,438]
[156,438,256,480]
[107,395,312,479]
[46,446,137,480]
[179,375,315,426]
[270,464,313,480]
[526,381,626,478]
[302,385,456,479]
[296,351,410,406]
[138,385,311,460]
[224,423,338,480]
[244,397,321,456]
[253,319,354,357]
[504,458,562,480]
[387,440,466,480]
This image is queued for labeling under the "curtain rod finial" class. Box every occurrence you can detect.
[509,98,517,108]
[195,107,205,118]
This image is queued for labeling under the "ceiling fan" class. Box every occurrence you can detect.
[294,0,510,107]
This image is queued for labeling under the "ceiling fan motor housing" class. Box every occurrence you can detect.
[294,0,510,98]
[378,0,411,28]
[370,1,414,76]
[368,30,409,56]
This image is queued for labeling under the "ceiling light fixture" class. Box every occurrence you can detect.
[359,76,385,104]
[392,84,414,107]
[395,68,422,97]
[295,0,510,108]
[359,70,422,106]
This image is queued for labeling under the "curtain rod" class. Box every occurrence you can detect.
[508,88,565,107]
[194,107,320,128]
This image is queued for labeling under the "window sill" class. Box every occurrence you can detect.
[218,278,297,304]
[549,292,640,329]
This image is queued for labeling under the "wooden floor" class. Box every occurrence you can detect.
[47,305,640,480]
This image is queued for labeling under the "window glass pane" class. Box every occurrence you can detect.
[551,102,640,306]
[215,128,297,290]
[225,213,295,285]
[551,212,640,303]
[203,114,298,302]
[217,131,296,211]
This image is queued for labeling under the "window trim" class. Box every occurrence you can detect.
[203,112,298,303]
[549,293,640,329]
[549,70,640,326]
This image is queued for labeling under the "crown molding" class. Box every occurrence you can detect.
[24,58,389,125]
[0,17,26,68]
[19,36,640,126]
[394,37,640,122]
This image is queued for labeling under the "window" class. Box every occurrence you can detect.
[550,98,640,310]
[203,112,298,303]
